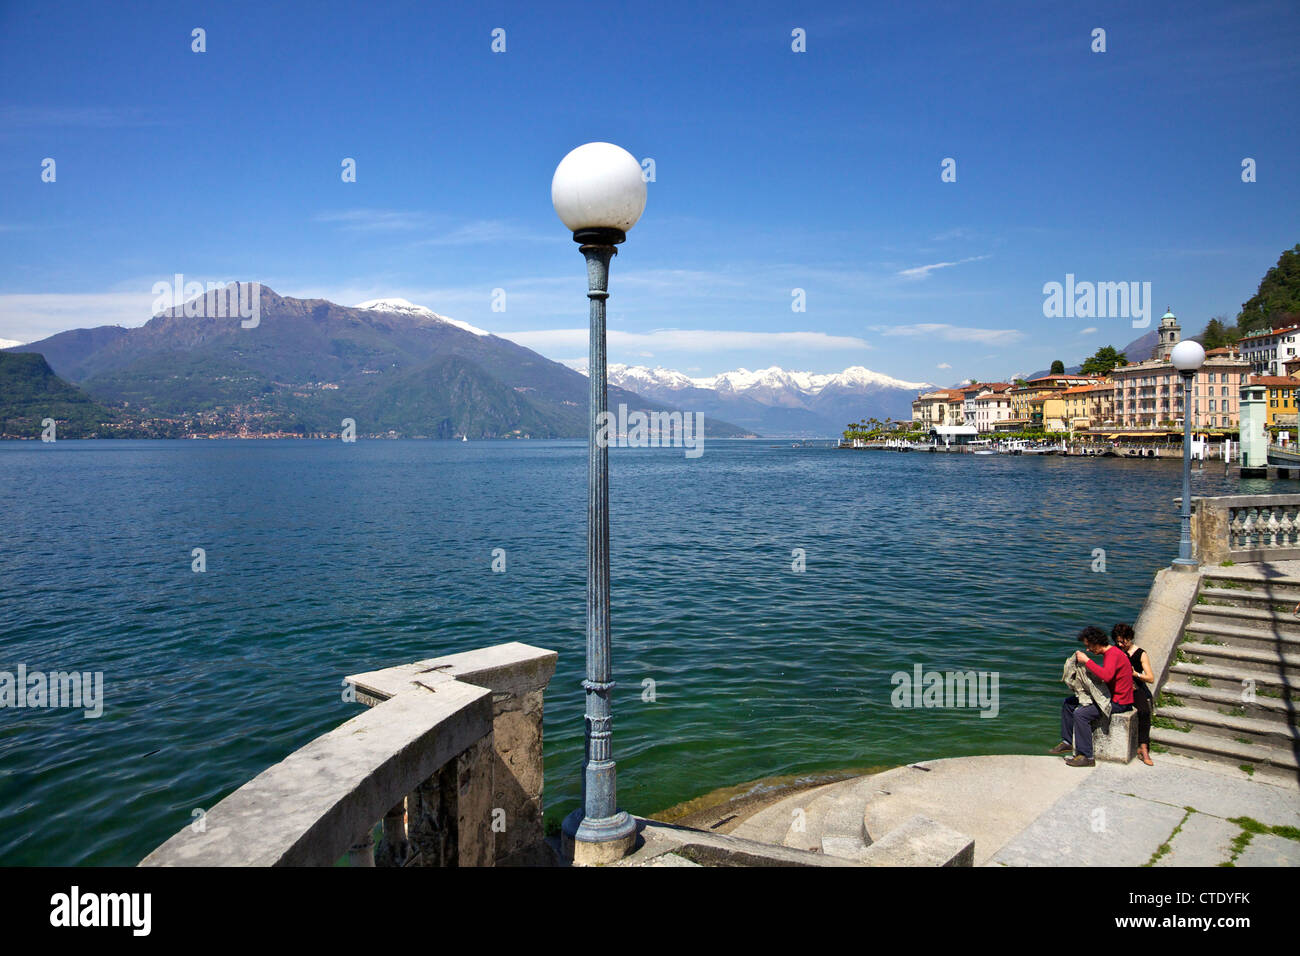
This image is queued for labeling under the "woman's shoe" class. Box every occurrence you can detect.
[1139,745,1154,766]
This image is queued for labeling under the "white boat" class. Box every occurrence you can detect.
[461,435,468,442]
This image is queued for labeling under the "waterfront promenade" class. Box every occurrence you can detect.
[842,438,1231,460]
[657,752,1298,867]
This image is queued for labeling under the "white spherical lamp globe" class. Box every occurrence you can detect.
[551,143,646,234]
[1171,339,1206,373]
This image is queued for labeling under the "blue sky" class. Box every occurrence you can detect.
[1,0,1297,384]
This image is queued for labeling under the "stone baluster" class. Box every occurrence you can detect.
[348,828,376,867]
[406,733,495,866]
[376,799,410,867]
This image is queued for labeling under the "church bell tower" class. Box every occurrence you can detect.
[1153,307,1181,362]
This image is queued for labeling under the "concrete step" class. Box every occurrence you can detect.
[1167,660,1291,698]
[781,781,858,852]
[1200,567,1300,590]
[1187,617,1300,654]
[1150,726,1300,775]
[728,780,842,846]
[1158,703,1300,742]
[1189,605,1300,641]
[1178,641,1300,679]
[1197,586,1300,609]
[1162,680,1299,722]
[819,779,876,859]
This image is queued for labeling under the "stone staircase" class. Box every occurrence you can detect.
[1152,566,1300,783]
[726,772,977,865]
[726,756,1086,866]
[732,777,872,856]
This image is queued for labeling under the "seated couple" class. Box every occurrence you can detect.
[1051,624,1155,767]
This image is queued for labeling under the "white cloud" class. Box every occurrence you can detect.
[936,362,952,369]
[315,209,431,231]
[0,292,157,343]
[872,323,1023,345]
[415,221,557,246]
[0,338,23,349]
[897,255,990,280]
[315,210,556,245]
[1080,327,1098,334]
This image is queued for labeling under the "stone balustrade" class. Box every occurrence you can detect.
[1191,494,1300,565]
[141,642,556,867]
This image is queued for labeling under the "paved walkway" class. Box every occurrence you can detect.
[721,752,1298,866]
[990,753,1299,867]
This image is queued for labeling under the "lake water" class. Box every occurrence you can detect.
[1,439,1291,865]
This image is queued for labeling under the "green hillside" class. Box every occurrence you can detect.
[0,352,117,439]
[10,285,752,439]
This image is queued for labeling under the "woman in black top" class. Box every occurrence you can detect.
[1113,622,1155,765]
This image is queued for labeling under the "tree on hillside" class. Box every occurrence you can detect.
[1050,359,1065,374]
[1237,243,1300,335]
[1080,345,1128,376]
[1201,316,1238,351]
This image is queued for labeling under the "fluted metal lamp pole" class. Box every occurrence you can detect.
[1171,339,1206,569]
[552,142,646,865]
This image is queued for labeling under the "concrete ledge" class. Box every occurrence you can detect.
[348,641,558,866]
[1133,567,1201,692]
[141,680,492,867]
[347,642,557,705]
[860,814,974,867]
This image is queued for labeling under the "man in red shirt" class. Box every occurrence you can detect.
[1051,626,1135,767]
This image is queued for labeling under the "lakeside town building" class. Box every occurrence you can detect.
[903,308,1300,442]
[1250,375,1299,429]
[1001,375,1101,432]
[1061,381,1116,431]
[910,388,967,427]
[969,383,1014,432]
[1240,325,1300,376]
[1110,345,1250,430]
[958,384,983,427]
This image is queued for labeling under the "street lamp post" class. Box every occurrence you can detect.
[1172,339,1206,569]
[551,143,646,865]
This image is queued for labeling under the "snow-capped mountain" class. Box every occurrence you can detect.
[694,365,928,397]
[577,363,933,437]
[594,363,928,394]
[355,298,490,337]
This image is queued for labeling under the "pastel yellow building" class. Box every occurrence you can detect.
[1061,382,1116,431]
[1251,375,1298,427]
[1008,375,1103,431]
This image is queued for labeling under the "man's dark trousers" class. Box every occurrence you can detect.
[1061,696,1132,758]
[1061,696,1103,758]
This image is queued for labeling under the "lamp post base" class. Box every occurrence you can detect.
[561,808,638,866]
[1171,557,1199,571]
